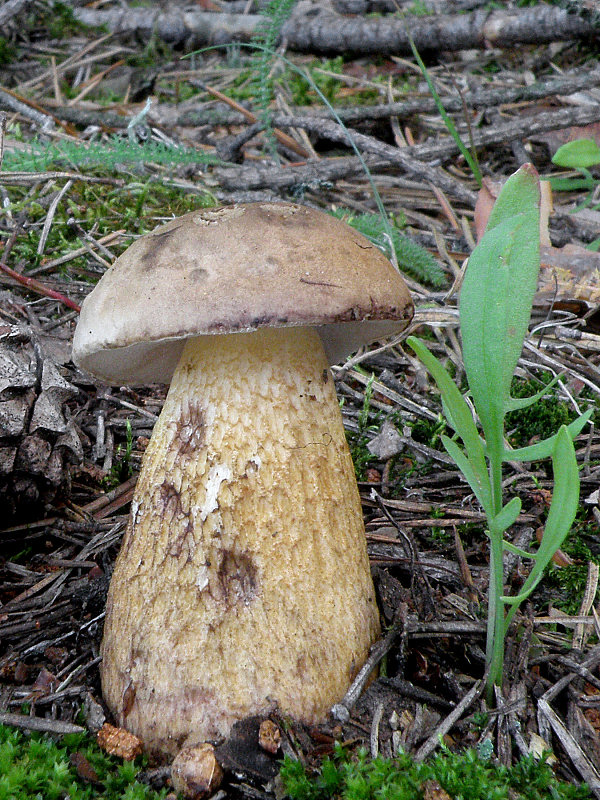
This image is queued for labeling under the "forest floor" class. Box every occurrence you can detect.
[1,1,600,798]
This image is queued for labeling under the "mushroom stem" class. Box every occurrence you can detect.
[100,326,380,756]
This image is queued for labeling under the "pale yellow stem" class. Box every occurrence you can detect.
[101,327,380,757]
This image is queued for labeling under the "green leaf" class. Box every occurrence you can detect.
[531,425,580,559]
[503,540,536,560]
[502,426,580,611]
[460,168,541,456]
[442,435,492,515]
[548,175,596,192]
[485,163,541,233]
[504,372,562,413]
[504,408,592,462]
[490,497,521,535]
[407,336,492,511]
[552,138,600,169]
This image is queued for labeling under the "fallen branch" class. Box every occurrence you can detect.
[413,676,487,762]
[0,712,85,735]
[48,62,600,133]
[73,3,596,56]
[199,81,310,159]
[214,152,478,206]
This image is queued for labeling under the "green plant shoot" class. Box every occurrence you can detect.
[552,138,600,170]
[549,138,600,211]
[407,164,592,700]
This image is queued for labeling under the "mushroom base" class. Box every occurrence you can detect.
[100,327,381,757]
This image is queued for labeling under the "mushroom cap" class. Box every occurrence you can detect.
[72,202,413,384]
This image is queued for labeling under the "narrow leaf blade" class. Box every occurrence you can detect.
[408,338,485,455]
[505,409,592,462]
[502,426,579,605]
[491,497,522,534]
[504,372,563,413]
[442,435,492,514]
[408,336,492,513]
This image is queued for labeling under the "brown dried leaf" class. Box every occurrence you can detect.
[13,662,28,683]
[538,244,600,306]
[474,177,500,242]
[539,181,553,247]
[31,667,57,695]
[533,121,600,156]
[70,752,101,784]
[535,527,574,567]
[474,176,552,245]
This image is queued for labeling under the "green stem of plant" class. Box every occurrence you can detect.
[485,446,506,701]
[486,525,506,703]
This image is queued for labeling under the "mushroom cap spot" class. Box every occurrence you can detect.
[72,202,413,384]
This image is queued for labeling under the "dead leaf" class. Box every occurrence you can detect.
[539,181,553,247]
[538,244,600,306]
[70,752,101,784]
[474,175,552,245]
[535,527,574,567]
[529,731,557,764]
[31,667,57,695]
[13,662,28,683]
[533,121,600,157]
[474,177,500,242]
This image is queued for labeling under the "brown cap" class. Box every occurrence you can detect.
[72,202,413,384]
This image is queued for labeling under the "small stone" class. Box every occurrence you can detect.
[367,419,404,460]
[82,692,106,733]
[258,719,281,754]
[331,703,350,723]
[170,744,223,799]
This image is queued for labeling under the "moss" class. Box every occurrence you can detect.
[346,375,381,481]
[407,416,447,447]
[0,37,17,66]
[280,742,591,800]
[0,724,168,800]
[2,174,216,277]
[103,421,134,489]
[544,523,600,615]
[406,1,433,15]
[505,374,575,448]
[27,1,95,38]
[283,56,347,106]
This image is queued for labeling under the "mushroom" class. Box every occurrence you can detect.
[72,202,413,758]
